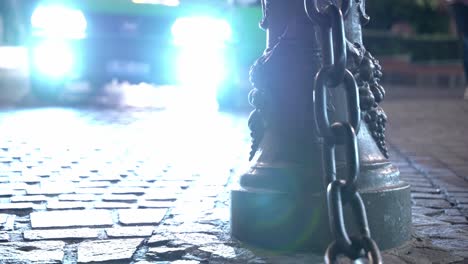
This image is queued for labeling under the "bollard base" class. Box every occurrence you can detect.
[231,181,411,253]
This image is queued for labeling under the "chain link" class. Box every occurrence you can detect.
[306,2,348,87]
[305,0,383,263]
[304,0,351,26]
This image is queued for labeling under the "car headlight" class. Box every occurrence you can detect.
[31,5,87,39]
[171,16,232,89]
[32,41,75,78]
[171,16,232,47]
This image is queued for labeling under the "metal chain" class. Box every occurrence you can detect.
[304,1,383,263]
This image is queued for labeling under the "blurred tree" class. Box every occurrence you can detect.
[366,0,450,35]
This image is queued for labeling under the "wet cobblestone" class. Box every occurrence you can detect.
[0,96,465,263]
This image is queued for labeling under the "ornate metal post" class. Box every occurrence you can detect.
[230,0,412,254]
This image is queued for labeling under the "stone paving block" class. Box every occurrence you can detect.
[439,157,467,166]
[191,187,222,198]
[434,214,468,224]
[19,176,42,184]
[7,183,29,191]
[0,158,12,164]
[26,186,73,195]
[0,177,10,184]
[118,209,168,225]
[454,197,468,204]
[432,180,468,191]
[10,195,48,203]
[0,189,16,197]
[199,244,237,259]
[0,241,65,263]
[426,168,457,175]
[409,186,441,194]
[8,168,23,174]
[109,187,147,195]
[0,202,34,213]
[47,201,89,210]
[147,233,172,246]
[450,192,468,198]
[175,233,220,246]
[102,194,139,203]
[31,210,113,228]
[78,181,112,188]
[261,253,323,263]
[147,247,188,260]
[407,181,433,188]
[403,176,430,182]
[105,226,154,238]
[33,203,47,210]
[386,238,465,264]
[458,204,468,211]
[444,208,463,216]
[77,238,143,263]
[170,200,216,216]
[28,169,50,178]
[136,261,199,264]
[157,181,190,190]
[399,166,421,172]
[195,208,230,224]
[74,188,107,194]
[24,228,102,241]
[3,215,16,231]
[0,214,9,226]
[161,223,222,235]
[410,193,446,200]
[0,231,8,242]
[89,175,122,182]
[451,165,468,174]
[58,194,97,201]
[431,239,468,258]
[413,199,452,209]
[143,192,178,201]
[117,180,152,188]
[415,225,468,240]
[94,202,134,209]
[412,213,451,227]
[139,201,175,209]
[70,172,92,179]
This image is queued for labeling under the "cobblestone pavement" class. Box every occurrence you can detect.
[0,89,467,263]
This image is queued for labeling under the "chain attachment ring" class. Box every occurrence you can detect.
[325,236,383,264]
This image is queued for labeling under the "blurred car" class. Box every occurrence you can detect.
[24,0,265,107]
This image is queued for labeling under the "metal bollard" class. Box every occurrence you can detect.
[230,0,411,255]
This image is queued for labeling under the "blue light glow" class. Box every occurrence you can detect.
[171,16,232,89]
[132,0,180,6]
[32,41,75,78]
[171,17,232,48]
[175,48,228,87]
[31,5,87,39]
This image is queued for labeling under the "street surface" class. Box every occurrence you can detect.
[0,85,466,263]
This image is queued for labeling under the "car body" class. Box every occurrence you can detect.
[24,0,265,106]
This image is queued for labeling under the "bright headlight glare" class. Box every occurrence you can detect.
[176,48,227,87]
[33,41,74,78]
[31,6,87,38]
[171,17,232,47]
